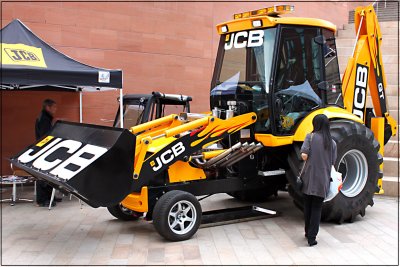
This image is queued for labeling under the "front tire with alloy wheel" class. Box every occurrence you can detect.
[107,204,143,221]
[153,190,201,241]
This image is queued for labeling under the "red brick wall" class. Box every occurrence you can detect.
[1,1,363,174]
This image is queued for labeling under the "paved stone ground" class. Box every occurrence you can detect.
[1,186,399,265]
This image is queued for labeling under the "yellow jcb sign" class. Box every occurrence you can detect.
[1,43,47,68]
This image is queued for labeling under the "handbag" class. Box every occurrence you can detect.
[324,166,343,202]
[296,160,306,190]
[296,134,313,191]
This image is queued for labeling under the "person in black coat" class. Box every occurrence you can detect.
[300,114,337,246]
[35,99,60,207]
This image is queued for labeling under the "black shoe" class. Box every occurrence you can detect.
[308,239,317,246]
[54,197,62,202]
[42,201,56,207]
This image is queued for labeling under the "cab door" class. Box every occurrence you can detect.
[272,26,324,135]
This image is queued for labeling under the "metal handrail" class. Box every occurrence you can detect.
[372,0,388,16]
[349,0,394,24]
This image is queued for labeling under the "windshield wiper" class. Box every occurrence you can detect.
[216,80,263,86]
[238,81,263,85]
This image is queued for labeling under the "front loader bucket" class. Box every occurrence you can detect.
[10,121,136,208]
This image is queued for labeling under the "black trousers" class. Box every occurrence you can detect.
[36,180,53,204]
[303,194,324,241]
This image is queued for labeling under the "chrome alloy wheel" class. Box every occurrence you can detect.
[168,200,197,235]
[338,149,368,198]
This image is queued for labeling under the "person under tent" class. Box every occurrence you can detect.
[34,99,62,207]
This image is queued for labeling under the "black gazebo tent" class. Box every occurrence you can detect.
[1,19,124,125]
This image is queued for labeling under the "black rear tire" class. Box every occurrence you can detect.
[107,204,143,221]
[286,120,382,223]
[153,190,202,241]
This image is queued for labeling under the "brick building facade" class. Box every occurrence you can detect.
[1,1,363,174]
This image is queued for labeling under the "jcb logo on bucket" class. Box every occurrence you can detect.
[17,136,107,180]
[150,142,186,172]
[1,43,47,68]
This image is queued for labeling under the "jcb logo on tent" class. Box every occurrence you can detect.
[1,43,47,68]
[5,48,40,62]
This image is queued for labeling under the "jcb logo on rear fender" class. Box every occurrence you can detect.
[151,142,186,172]
[224,30,264,50]
[18,137,107,180]
[352,64,369,120]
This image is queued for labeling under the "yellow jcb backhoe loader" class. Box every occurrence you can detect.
[11,5,397,241]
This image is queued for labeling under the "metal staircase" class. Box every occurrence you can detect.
[349,1,399,23]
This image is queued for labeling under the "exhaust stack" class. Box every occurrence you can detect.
[220,143,263,167]
[202,142,243,168]
[197,142,262,169]
[209,143,249,168]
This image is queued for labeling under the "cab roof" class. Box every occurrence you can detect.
[216,14,336,34]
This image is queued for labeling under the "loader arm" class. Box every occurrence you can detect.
[341,5,397,140]
[130,112,257,192]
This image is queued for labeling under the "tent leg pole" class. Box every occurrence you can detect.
[79,91,83,123]
[119,89,123,128]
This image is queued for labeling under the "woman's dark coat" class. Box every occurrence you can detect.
[300,132,337,198]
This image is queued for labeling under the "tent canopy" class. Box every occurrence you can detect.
[1,19,122,91]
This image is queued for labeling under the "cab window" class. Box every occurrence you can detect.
[274,26,323,134]
[322,29,344,106]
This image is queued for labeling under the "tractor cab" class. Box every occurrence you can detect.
[114,91,192,129]
[210,5,343,135]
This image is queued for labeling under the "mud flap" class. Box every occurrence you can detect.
[10,121,136,208]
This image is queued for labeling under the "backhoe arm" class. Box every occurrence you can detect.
[341,5,397,139]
